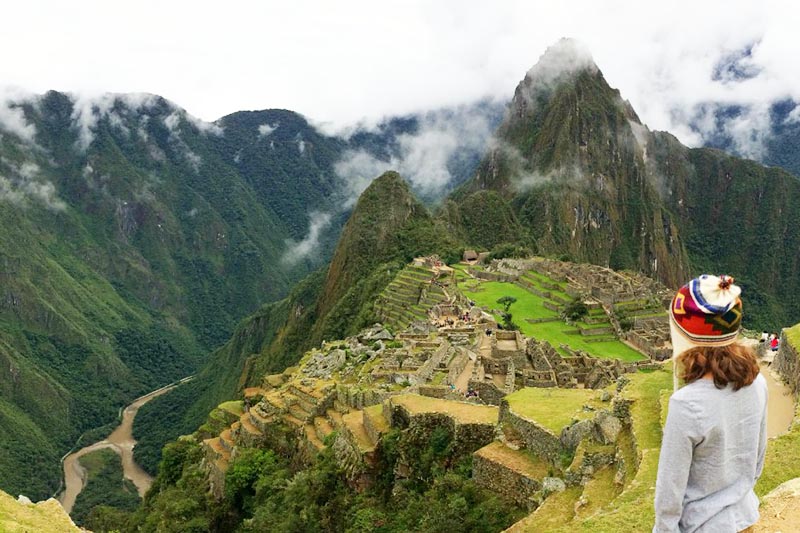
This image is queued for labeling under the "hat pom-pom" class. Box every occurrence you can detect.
[718,275,734,290]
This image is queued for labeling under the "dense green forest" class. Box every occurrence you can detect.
[71,449,141,526]
[87,427,523,533]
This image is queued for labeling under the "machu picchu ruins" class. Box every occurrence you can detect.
[197,255,685,528]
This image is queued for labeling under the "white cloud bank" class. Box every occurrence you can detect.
[333,103,498,204]
[0,158,65,211]
[0,88,37,143]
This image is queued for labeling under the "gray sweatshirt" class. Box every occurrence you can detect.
[654,373,768,532]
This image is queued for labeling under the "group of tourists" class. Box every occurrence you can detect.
[761,331,781,351]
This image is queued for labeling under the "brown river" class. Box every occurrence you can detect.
[59,377,192,514]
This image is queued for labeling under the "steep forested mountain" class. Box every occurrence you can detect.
[131,172,461,473]
[449,39,800,329]
[0,92,345,498]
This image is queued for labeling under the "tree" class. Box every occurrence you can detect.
[496,296,517,313]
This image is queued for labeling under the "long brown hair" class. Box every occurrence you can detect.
[678,343,760,390]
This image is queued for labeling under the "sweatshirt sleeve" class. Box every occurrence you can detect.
[755,381,768,481]
[653,395,699,533]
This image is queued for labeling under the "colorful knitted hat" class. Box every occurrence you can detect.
[669,274,743,355]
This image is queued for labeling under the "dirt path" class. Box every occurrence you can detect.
[761,362,795,438]
[739,338,794,438]
[455,357,475,392]
[59,376,192,514]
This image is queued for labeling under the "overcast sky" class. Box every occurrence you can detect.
[2,0,797,146]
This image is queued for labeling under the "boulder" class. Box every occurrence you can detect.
[541,477,566,496]
[561,419,594,449]
[594,411,622,444]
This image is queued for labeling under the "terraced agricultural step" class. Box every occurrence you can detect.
[219,429,235,453]
[472,441,551,507]
[327,409,345,429]
[283,414,304,428]
[240,413,264,437]
[204,436,231,462]
[288,383,323,404]
[402,269,434,281]
[244,387,267,399]
[343,411,377,453]
[383,292,420,307]
[247,408,272,432]
[504,485,583,532]
[314,416,335,442]
[391,277,425,290]
[288,402,312,422]
[304,424,326,451]
[283,392,316,414]
[572,465,621,521]
[264,392,287,413]
[362,404,391,443]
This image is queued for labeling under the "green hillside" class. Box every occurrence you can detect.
[132,172,462,473]
[0,92,345,498]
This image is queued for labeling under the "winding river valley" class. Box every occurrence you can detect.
[59,376,192,514]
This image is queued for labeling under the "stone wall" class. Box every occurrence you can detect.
[418,385,449,399]
[775,330,800,395]
[386,400,496,456]
[336,384,392,410]
[473,450,541,508]
[499,401,563,463]
[468,378,507,405]
[332,428,376,491]
[446,349,469,385]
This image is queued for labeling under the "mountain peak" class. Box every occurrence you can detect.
[525,38,597,86]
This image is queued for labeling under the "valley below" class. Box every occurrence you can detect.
[59,376,193,514]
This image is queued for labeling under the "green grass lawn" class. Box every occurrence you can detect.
[463,281,644,361]
[505,387,599,433]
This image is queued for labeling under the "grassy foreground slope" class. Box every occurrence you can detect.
[0,489,80,533]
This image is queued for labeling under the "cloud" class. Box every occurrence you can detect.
[69,93,222,152]
[184,112,224,136]
[258,123,276,137]
[282,211,332,265]
[524,38,596,88]
[0,89,37,143]
[0,158,65,211]
[333,102,499,205]
[162,109,218,171]
[70,92,159,151]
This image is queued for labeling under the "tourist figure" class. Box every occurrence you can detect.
[654,275,767,533]
[770,334,779,352]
